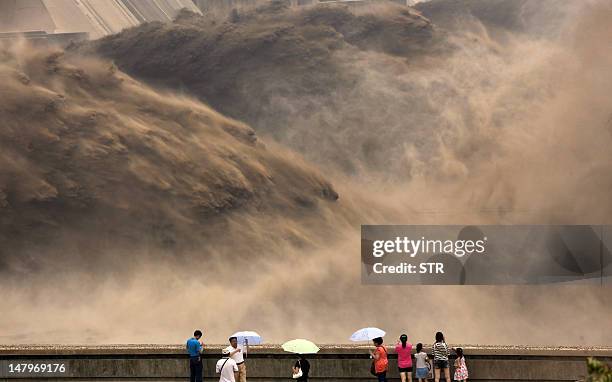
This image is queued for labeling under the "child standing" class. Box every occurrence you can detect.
[414,343,429,382]
[453,348,468,382]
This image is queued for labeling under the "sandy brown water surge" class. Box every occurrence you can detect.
[1,0,611,345]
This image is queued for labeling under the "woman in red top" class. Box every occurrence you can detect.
[395,334,413,382]
[370,337,389,382]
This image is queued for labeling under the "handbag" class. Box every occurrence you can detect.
[292,360,303,379]
[292,369,303,379]
[370,360,377,376]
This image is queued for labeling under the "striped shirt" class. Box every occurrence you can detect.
[432,342,449,361]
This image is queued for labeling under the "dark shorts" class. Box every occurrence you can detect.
[434,360,449,369]
[399,367,413,373]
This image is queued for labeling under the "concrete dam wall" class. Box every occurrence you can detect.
[1,345,610,381]
[0,0,201,39]
[193,0,411,13]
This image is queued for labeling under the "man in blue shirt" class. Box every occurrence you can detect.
[186,330,203,382]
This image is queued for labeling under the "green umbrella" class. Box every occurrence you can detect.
[281,339,320,354]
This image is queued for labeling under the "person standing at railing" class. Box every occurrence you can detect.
[395,334,413,382]
[223,336,247,382]
[186,330,204,382]
[432,332,451,382]
[370,337,389,382]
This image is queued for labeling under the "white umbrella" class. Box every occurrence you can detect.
[231,331,263,345]
[350,327,386,342]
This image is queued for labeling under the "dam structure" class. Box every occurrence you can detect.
[0,0,201,40]
[1,344,610,381]
[193,0,413,12]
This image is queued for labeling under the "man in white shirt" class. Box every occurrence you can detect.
[215,356,238,382]
[223,337,246,382]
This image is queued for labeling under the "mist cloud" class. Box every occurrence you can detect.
[1,0,611,346]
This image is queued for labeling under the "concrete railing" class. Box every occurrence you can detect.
[1,345,610,381]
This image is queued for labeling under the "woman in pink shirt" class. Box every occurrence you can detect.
[395,334,413,382]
